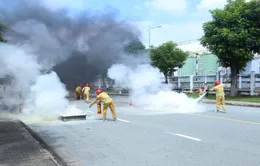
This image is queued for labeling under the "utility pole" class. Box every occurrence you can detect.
[148,25,150,56]
[148,25,162,56]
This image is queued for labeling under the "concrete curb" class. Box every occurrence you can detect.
[202,99,260,108]
[19,121,83,166]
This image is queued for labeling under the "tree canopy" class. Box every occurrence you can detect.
[241,0,260,53]
[0,21,8,43]
[124,40,145,54]
[151,41,189,84]
[200,0,260,96]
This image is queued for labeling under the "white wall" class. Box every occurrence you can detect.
[242,57,260,74]
[218,57,260,75]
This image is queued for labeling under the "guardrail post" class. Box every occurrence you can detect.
[238,75,242,89]
[190,75,193,92]
[220,74,223,84]
[178,77,181,88]
[250,71,255,96]
[216,72,219,82]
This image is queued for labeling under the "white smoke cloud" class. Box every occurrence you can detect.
[0,44,41,97]
[108,63,205,113]
[23,72,69,117]
[0,43,69,118]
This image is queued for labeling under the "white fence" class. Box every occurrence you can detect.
[171,71,260,95]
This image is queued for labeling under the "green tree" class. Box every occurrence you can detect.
[241,0,260,53]
[200,0,260,96]
[0,21,8,42]
[151,41,189,84]
[124,40,145,54]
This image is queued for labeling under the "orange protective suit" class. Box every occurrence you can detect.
[82,85,90,102]
[89,92,117,120]
[196,86,205,96]
[75,86,82,100]
[210,83,226,112]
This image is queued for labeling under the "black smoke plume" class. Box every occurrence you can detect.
[0,0,141,89]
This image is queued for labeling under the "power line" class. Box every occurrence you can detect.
[176,39,200,45]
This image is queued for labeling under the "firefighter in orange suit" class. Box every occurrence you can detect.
[82,83,90,103]
[196,86,205,96]
[209,80,226,113]
[75,84,82,100]
[89,89,117,121]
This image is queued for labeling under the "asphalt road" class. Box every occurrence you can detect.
[23,96,260,166]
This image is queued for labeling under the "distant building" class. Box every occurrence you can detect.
[176,52,218,76]
[176,53,260,76]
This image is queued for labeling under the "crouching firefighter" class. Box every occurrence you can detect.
[209,80,226,113]
[196,86,205,96]
[75,84,82,100]
[89,89,117,121]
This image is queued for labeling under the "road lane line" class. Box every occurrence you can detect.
[85,111,130,123]
[174,134,201,141]
[165,132,201,141]
[193,113,260,125]
[117,119,130,123]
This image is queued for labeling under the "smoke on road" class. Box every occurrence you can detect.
[108,63,205,113]
[0,43,69,118]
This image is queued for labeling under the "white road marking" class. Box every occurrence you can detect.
[85,111,130,123]
[165,132,201,141]
[117,119,130,123]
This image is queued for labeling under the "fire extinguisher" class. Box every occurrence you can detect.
[97,101,102,114]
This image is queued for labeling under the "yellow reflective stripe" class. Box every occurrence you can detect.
[216,92,224,96]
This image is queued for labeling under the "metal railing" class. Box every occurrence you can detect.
[170,71,260,95]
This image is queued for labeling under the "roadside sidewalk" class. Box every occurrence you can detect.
[27,124,84,166]
[202,99,260,107]
[0,116,58,166]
